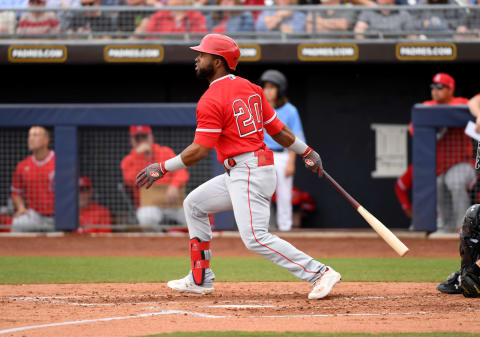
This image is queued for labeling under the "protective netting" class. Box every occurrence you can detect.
[78,126,211,232]
[435,127,477,233]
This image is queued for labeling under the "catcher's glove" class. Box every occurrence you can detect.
[461,263,480,298]
[136,162,167,189]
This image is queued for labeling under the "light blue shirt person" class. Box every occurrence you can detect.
[264,102,305,151]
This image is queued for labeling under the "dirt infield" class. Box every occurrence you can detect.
[1,234,478,337]
[0,234,461,258]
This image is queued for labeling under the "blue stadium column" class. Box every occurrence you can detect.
[412,126,437,232]
[54,126,78,231]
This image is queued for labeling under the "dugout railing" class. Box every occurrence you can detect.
[0,104,234,232]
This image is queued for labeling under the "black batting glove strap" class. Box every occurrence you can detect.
[461,263,480,298]
[136,162,167,189]
[302,147,323,177]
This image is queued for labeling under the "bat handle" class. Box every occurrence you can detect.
[323,170,360,209]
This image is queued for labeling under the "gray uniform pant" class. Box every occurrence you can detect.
[437,162,476,231]
[11,209,55,233]
[183,151,325,284]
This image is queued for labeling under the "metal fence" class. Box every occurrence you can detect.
[0,5,479,41]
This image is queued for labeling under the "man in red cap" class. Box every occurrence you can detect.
[77,176,112,233]
[136,34,340,300]
[121,125,189,231]
[404,73,474,233]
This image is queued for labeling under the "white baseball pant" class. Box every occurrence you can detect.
[272,150,293,231]
[137,206,186,231]
[11,209,55,232]
[183,151,326,284]
[436,162,476,232]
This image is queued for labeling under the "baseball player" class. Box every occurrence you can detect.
[121,125,189,230]
[260,69,305,232]
[424,73,475,233]
[437,204,480,297]
[136,34,340,299]
[11,126,55,232]
[77,176,113,233]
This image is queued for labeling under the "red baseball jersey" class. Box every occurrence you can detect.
[78,201,113,233]
[194,75,285,162]
[11,151,55,216]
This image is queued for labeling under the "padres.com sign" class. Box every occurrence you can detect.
[104,45,164,63]
[297,43,359,61]
[8,45,67,63]
[396,43,457,61]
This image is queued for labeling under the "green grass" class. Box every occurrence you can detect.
[139,332,480,337]
[0,256,459,284]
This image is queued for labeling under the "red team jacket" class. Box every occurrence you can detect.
[193,75,284,162]
[395,97,472,212]
[121,143,189,207]
[77,201,113,233]
[11,151,55,216]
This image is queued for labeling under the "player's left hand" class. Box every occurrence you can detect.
[136,162,167,189]
[302,147,323,177]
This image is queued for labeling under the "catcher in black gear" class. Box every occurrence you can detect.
[437,204,480,297]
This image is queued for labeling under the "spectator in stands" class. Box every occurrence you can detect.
[260,70,305,232]
[46,0,80,31]
[68,0,116,36]
[211,0,255,33]
[121,125,189,231]
[425,73,474,232]
[0,11,16,35]
[144,0,207,36]
[11,126,55,233]
[77,176,112,233]
[468,93,480,133]
[17,0,60,36]
[354,0,413,39]
[457,0,480,38]
[305,0,357,35]
[117,0,152,35]
[255,0,306,34]
[411,0,466,38]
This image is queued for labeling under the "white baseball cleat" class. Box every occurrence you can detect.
[308,267,341,300]
[167,275,214,295]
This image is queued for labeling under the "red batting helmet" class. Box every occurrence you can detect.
[190,34,241,71]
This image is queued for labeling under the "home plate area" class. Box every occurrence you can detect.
[1,281,480,337]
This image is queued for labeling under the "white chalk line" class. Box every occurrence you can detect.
[205,304,275,309]
[0,309,432,335]
[0,310,228,335]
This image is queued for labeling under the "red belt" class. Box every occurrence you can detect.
[223,149,274,173]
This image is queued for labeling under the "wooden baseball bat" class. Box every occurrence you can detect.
[322,170,410,257]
